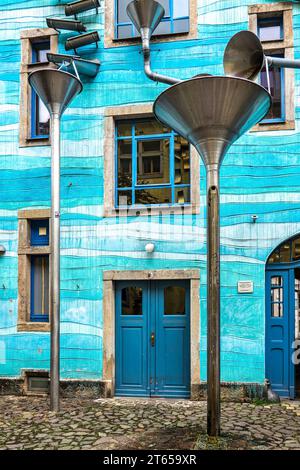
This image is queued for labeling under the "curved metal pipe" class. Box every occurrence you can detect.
[141,29,181,85]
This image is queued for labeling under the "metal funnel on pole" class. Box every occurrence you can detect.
[154,75,271,436]
[29,69,82,412]
[224,30,300,82]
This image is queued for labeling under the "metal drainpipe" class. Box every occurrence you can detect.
[206,166,221,437]
[50,111,61,413]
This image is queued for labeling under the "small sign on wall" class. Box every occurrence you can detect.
[238,281,254,294]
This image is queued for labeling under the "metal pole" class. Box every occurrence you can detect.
[206,166,221,437]
[50,112,60,412]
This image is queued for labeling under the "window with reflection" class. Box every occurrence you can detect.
[268,236,300,264]
[271,276,283,317]
[115,0,190,39]
[258,16,283,42]
[164,286,186,315]
[121,287,143,315]
[30,40,51,138]
[260,51,284,122]
[116,118,190,207]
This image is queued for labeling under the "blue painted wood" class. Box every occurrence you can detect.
[155,280,190,398]
[115,280,190,397]
[115,281,149,396]
[30,219,49,246]
[265,269,294,397]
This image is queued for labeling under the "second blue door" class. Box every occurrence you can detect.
[115,280,190,398]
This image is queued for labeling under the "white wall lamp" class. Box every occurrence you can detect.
[0,245,6,254]
[145,243,155,253]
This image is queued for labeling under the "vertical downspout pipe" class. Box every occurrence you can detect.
[50,111,61,412]
[206,166,221,437]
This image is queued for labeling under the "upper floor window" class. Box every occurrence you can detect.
[31,40,51,139]
[258,15,283,42]
[115,0,190,39]
[116,118,190,207]
[249,3,294,131]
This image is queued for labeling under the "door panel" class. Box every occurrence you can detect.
[154,280,190,398]
[266,270,294,397]
[115,281,149,397]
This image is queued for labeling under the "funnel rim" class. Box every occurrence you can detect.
[28,68,83,95]
[223,30,264,80]
[153,75,271,129]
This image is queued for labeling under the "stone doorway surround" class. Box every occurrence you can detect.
[102,269,200,399]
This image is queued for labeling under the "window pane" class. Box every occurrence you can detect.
[268,250,280,264]
[175,187,190,204]
[122,287,142,315]
[118,140,132,187]
[173,18,189,33]
[135,120,169,136]
[117,24,133,39]
[36,97,50,136]
[292,238,300,261]
[164,286,186,315]
[173,0,189,18]
[258,17,282,42]
[272,302,282,318]
[135,187,171,205]
[117,122,132,137]
[118,190,132,206]
[271,276,282,287]
[271,288,283,303]
[159,0,170,16]
[32,256,49,317]
[154,20,172,35]
[38,48,50,62]
[279,243,290,262]
[117,0,131,23]
[31,41,50,63]
[137,139,170,184]
[174,136,190,184]
[261,59,283,120]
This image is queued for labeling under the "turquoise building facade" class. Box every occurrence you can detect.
[0,0,300,398]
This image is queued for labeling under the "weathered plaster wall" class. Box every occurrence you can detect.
[1,0,300,385]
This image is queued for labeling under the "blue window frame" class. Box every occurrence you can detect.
[31,40,50,139]
[115,118,191,207]
[257,16,283,42]
[30,219,50,322]
[30,255,49,322]
[115,0,190,39]
[260,52,285,123]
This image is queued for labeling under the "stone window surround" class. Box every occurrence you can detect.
[102,269,200,399]
[17,209,51,332]
[19,28,58,148]
[103,103,200,217]
[104,0,198,48]
[249,2,295,132]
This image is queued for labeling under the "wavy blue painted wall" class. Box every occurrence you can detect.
[1,0,300,384]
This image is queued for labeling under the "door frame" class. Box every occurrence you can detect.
[102,269,200,399]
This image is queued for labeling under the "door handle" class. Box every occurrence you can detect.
[151,332,155,347]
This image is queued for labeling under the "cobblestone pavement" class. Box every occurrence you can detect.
[0,395,299,450]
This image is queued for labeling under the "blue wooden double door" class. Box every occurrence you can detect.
[266,268,300,398]
[115,280,190,398]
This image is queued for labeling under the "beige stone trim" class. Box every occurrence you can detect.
[102,269,200,399]
[19,29,58,148]
[103,104,200,217]
[17,209,51,332]
[104,0,198,48]
[249,3,295,132]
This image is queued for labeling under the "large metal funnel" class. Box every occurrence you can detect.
[223,30,264,81]
[126,0,164,37]
[154,75,271,169]
[28,69,82,117]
